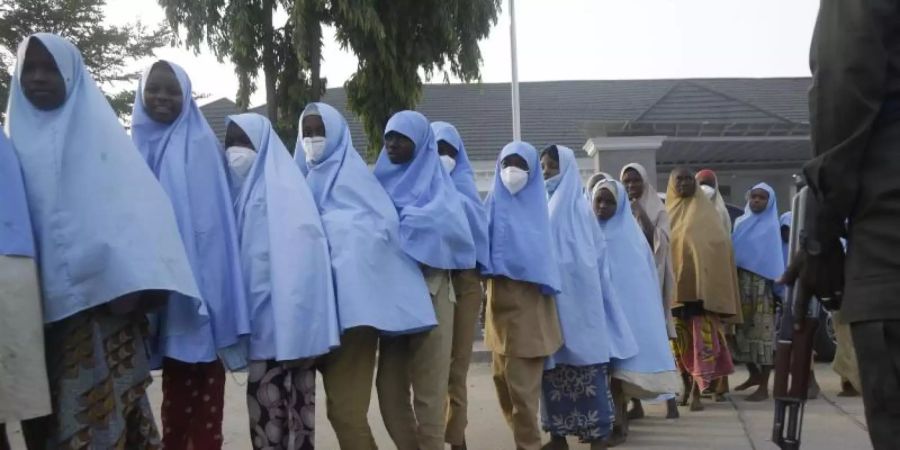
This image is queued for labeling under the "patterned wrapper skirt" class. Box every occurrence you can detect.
[732,269,776,366]
[673,312,735,392]
[540,363,614,442]
[246,360,316,450]
[23,307,161,449]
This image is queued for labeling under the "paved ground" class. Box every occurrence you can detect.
[6,362,871,449]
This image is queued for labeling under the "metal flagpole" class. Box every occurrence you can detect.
[509,0,521,141]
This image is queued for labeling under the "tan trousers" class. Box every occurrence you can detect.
[445,269,484,446]
[320,326,379,450]
[377,271,454,450]
[491,352,545,450]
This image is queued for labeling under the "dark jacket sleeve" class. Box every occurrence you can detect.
[805,0,897,243]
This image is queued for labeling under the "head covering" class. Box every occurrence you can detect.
[595,180,678,378]
[374,110,476,270]
[132,61,249,362]
[731,183,785,281]
[229,113,339,361]
[484,141,560,294]
[780,211,792,266]
[620,163,668,235]
[545,147,636,368]
[695,169,733,234]
[0,132,34,257]
[431,121,491,273]
[298,103,436,335]
[665,170,741,318]
[6,33,200,324]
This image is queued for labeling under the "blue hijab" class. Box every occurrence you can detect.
[546,146,636,368]
[431,121,491,273]
[228,113,339,362]
[596,180,676,374]
[374,111,476,270]
[132,61,250,363]
[6,33,201,324]
[0,132,34,257]
[298,103,436,335]
[484,141,561,294]
[732,183,785,281]
[780,211,792,266]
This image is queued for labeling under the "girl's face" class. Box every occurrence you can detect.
[540,153,560,180]
[302,114,326,138]
[622,168,644,201]
[384,131,415,164]
[673,169,697,198]
[225,122,254,150]
[437,140,459,159]
[749,188,770,214]
[501,154,529,171]
[594,188,617,221]
[21,38,66,111]
[143,62,184,124]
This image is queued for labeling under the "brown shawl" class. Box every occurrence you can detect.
[665,172,742,320]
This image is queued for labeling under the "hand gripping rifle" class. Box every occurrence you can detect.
[772,185,820,450]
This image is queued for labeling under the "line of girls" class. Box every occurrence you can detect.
[0,32,789,450]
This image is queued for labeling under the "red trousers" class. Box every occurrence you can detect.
[161,358,226,450]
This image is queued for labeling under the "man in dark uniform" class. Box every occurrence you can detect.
[786,1,900,449]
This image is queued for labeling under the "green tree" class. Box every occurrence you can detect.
[158,0,324,143]
[0,0,170,119]
[325,0,501,156]
[161,0,500,154]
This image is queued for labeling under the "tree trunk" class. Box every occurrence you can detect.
[309,19,323,101]
[262,0,278,122]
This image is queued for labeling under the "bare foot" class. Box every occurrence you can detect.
[606,429,626,448]
[838,382,860,397]
[627,399,645,420]
[745,387,770,402]
[734,376,760,392]
[666,398,680,419]
[715,393,728,402]
[690,396,705,411]
[541,435,569,450]
[451,444,467,450]
[590,439,609,450]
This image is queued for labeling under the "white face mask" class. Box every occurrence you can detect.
[501,166,529,195]
[700,184,716,200]
[303,136,327,163]
[225,146,257,182]
[440,155,457,174]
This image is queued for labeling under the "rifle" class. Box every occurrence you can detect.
[772,186,820,450]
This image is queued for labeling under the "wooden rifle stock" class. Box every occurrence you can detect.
[772,186,819,450]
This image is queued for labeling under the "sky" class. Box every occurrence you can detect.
[104,0,820,107]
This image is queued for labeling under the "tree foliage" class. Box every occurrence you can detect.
[328,0,501,156]
[0,0,170,119]
[162,0,499,154]
[158,0,325,143]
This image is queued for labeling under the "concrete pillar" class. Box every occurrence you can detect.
[583,136,666,183]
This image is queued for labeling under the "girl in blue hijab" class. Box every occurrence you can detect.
[431,121,490,448]
[594,179,683,443]
[731,182,785,402]
[0,131,50,446]
[132,60,250,450]
[297,102,436,449]
[7,33,200,448]
[372,110,475,450]
[540,146,637,450]
[483,141,564,450]
[225,113,339,450]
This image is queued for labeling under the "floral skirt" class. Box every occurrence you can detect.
[540,364,614,442]
[733,270,776,366]
[246,360,315,450]
[673,312,735,391]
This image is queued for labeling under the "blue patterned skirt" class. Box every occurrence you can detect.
[541,363,614,441]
